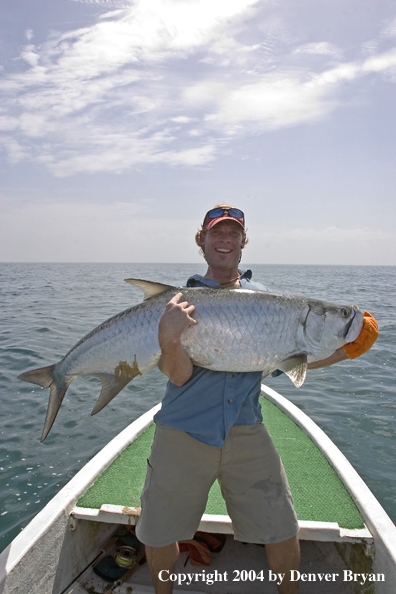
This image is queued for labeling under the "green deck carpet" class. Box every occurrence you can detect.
[77,397,364,530]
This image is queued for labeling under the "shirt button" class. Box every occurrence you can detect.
[228,399,233,404]
[230,373,234,378]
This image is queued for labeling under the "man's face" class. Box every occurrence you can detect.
[200,220,245,269]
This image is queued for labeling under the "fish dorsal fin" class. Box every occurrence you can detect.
[124,278,176,300]
[277,354,308,388]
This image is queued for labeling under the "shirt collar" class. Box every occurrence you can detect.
[186,270,252,287]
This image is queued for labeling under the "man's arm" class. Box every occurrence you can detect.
[158,293,197,387]
[307,347,348,370]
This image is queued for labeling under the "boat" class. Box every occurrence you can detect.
[1,384,396,594]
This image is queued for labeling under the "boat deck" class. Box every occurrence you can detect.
[68,394,376,593]
[75,395,369,543]
[5,388,392,594]
[75,537,364,594]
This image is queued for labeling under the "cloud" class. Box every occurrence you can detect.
[187,46,396,132]
[361,40,378,56]
[380,17,396,39]
[0,137,28,163]
[1,195,394,265]
[0,197,203,262]
[188,74,332,131]
[256,226,393,243]
[171,116,194,123]
[245,225,396,265]
[0,0,395,176]
[0,115,19,132]
[362,48,396,76]
[292,42,342,58]
[72,0,132,6]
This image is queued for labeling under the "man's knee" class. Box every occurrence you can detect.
[265,535,300,569]
[145,542,180,569]
[145,543,180,594]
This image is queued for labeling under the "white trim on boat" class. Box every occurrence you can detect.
[199,514,374,544]
[0,404,161,582]
[261,383,396,581]
[71,507,373,544]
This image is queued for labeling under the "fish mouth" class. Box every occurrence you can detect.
[344,307,363,343]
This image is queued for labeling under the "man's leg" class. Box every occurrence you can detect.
[137,426,221,593]
[145,542,179,594]
[218,423,300,593]
[265,535,300,594]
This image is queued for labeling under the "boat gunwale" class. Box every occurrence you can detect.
[0,404,161,580]
[261,384,396,577]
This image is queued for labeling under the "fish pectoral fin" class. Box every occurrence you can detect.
[277,354,308,388]
[91,374,130,415]
[124,278,176,300]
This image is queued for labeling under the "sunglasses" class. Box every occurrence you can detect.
[203,208,245,227]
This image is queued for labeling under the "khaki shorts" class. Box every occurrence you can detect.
[136,423,299,547]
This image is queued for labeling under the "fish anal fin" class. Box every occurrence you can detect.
[277,354,308,388]
[41,379,72,442]
[124,278,176,300]
[91,373,130,415]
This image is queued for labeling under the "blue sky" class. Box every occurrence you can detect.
[1,0,395,264]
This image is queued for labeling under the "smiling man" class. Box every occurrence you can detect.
[135,204,378,594]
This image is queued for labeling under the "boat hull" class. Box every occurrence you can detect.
[1,388,395,594]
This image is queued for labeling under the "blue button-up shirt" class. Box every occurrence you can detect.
[154,271,271,446]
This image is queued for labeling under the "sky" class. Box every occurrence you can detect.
[0,0,395,265]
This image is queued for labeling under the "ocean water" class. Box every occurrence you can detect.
[1,263,395,552]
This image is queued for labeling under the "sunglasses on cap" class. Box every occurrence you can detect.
[203,208,245,229]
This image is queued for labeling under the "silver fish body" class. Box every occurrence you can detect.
[181,289,363,369]
[18,280,363,441]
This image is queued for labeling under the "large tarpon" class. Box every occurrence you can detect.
[18,279,363,441]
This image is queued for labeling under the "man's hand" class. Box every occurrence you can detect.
[158,293,197,386]
[158,293,197,348]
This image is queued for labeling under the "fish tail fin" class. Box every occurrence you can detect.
[18,364,71,441]
[18,364,56,388]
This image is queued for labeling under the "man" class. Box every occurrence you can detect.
[135,205,378,594]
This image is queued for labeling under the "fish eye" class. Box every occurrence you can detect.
[340,307,350,318]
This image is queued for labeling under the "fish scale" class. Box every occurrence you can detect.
[18,280,363,441]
